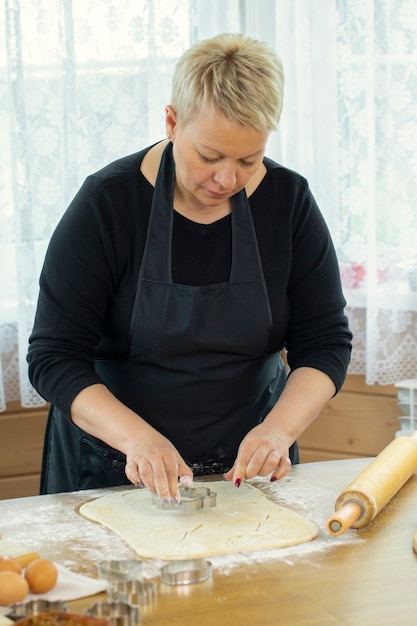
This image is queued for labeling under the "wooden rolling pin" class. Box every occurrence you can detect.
[327,432,417,536]
[0,539,40,567]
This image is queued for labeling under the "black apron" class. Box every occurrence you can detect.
[41,144,296,494]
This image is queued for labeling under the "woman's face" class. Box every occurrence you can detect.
[166,105,268,219]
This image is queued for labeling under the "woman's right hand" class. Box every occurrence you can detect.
[124,427,193,501]
[70,384,193,500]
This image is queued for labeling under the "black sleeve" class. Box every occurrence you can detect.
[27,170,146,418]
[285,181,352,391]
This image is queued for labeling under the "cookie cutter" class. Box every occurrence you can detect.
[160,558,212,585]
[152,485,217,511]
[7,600,67,620]
[98,558,143,582]
[107,579,158,606]
[85,601,140,626]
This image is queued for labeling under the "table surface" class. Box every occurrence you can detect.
[1,457,417,626]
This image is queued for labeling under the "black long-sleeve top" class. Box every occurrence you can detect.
[28,146,352,418]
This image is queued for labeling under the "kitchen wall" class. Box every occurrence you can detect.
[298,375,400,461]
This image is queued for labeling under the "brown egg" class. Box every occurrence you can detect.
[0,556,22,573]
[24,558,58,594]
[0,571,29,605]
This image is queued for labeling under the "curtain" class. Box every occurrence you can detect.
[0,0,241,410]
[1,0,417,411]
[245,0,417,385]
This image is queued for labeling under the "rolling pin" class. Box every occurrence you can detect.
[0,539,40,567]
[327,432,417,536]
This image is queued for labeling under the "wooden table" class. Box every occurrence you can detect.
[1,458,417,625]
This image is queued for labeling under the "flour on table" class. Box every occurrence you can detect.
[79,481,318,560]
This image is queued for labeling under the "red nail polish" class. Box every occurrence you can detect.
[270,476,278,482]
[234,478,241,488]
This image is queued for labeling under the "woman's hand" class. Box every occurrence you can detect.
[223,422,292,485]
[124,428,193,500]
[224,367,336,487]
[70,384,193,500]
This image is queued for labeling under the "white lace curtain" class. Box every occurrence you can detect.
[0,0,242,410]
[268,0,417,385]
[1,0,416,410]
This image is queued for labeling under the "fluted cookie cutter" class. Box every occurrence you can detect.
[160,558,212,585]
[152,485,217,511]
[85,601,140,626]
[107,579,158,606]
[98,558,143,582]
[8,600,67,620]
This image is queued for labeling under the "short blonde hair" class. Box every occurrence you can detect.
[171,33,284,134]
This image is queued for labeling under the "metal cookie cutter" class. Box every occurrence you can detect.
[160,558,212,585]
[98,559,143,582]
[107,579,158,606]
[8,600,67,620]
[85,601,140,626]
[152,485,217,511]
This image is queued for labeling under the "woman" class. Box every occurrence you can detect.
[28,33,352,500]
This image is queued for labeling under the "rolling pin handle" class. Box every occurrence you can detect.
[326,501,363,536]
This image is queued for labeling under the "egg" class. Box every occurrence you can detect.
[0,571,29,605]
[24,558,58,594]
[0,556,22,574]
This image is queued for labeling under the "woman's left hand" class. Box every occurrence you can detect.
[224,367,337,486]
[223,422,292,485]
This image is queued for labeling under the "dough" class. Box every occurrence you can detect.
[79,481,318,560]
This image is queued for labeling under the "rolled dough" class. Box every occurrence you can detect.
[79,481,318,560]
